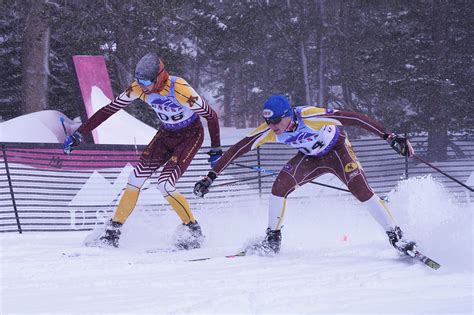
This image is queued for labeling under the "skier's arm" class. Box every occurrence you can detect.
[212,123,275,175]
[77,84,140,135]
[212,135,259,174]
[63,84,141,154]
[173,78,221,149]
[323,110,414,157]
[322,110,390,138]
[194,124,275,197]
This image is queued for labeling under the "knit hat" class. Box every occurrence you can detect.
[262,95,292,122]
[134,53,161,81]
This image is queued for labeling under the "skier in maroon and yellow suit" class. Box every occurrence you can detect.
[194,95,416,256]
[64,53,222,249]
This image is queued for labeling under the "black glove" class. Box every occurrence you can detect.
[194,171,217,197]
[384,133,414,157]
[207,148,223,167]
[63,131,83,155]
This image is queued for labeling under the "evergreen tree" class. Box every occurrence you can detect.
[1,0,471,157]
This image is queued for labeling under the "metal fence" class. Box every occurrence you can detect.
[1,135,473,233]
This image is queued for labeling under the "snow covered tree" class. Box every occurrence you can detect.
[1,0,471,154]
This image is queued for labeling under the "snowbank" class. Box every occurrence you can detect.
[0,110,81,143]
[0,108,253,146]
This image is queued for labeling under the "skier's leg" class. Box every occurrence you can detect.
[99,131,169,247]
[157,177,195,224]
[331,136,397,229]
[268,152,308,231]
[112,131,169,224]
[267,194,287,231]
[333,135,415,253]
[110,174,147,225]
[248,152,324,254]
[157,126,204,249]
[363,194,396,230]
[157,127,203,225]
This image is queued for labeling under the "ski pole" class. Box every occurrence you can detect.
[212,173,275,188]
[60,117,68,136]
[231,162,351,193]
[413,154,473,192]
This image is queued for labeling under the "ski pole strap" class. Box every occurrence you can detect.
[413,154,473,192]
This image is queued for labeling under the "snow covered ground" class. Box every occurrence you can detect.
[1,176,472,314]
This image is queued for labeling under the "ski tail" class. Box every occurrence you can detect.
[186,251,246,262]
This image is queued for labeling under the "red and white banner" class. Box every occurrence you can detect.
[72,56,115,144]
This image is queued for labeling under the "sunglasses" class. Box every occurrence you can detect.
[136,67,164,87]
[264,116,283,125]
[136,78,155,87]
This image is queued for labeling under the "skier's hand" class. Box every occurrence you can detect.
[207,148,223,167]
[193,171,217,197]
[63,131,83,155]
[384,133,414,157]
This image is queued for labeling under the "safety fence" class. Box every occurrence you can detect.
[1,136,473,233]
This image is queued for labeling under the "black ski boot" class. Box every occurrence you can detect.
[99,220,122,248]
[386,226,416,255]
[262,228,282,254]
[174,221,205,250]
[247,228,282,256]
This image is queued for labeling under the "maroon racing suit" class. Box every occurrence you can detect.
[213,106,387,202]
[211,106,399,232]
[78,76,220,225]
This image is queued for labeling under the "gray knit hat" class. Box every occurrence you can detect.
[134,53,161,81]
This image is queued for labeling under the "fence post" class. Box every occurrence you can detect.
[405,133,409,179]
[1,144,22,233]
[257,147,262,197]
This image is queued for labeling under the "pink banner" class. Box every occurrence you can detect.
[72,56,115,144]
[3,147,140,170]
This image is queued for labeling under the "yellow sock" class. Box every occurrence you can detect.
[113,185,140,224]
[165,191,196,224]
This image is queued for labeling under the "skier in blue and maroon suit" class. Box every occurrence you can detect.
[194,95,416,256]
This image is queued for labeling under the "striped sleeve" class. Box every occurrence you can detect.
[77,84,140,135]
[213,123,275,174]
[174,77,221,148]
[321,110,389,138]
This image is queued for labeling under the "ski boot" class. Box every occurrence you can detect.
[174,221,205,250]
[386,226,416,256]
[247,228,282,256]
[98,219,122,248]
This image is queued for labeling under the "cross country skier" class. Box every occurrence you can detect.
[64,52,222,249]
[194,94,416,256]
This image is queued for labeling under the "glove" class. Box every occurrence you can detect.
[63,131,83,155]
[194,171,218,197]
[384,133,414,157]
[207,147,223,167]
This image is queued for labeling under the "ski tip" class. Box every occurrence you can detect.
[186,251,247,262]
[426,260,441,270]
[186,257,211,262]
[226,251,246,258]
[413,250,441,270]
